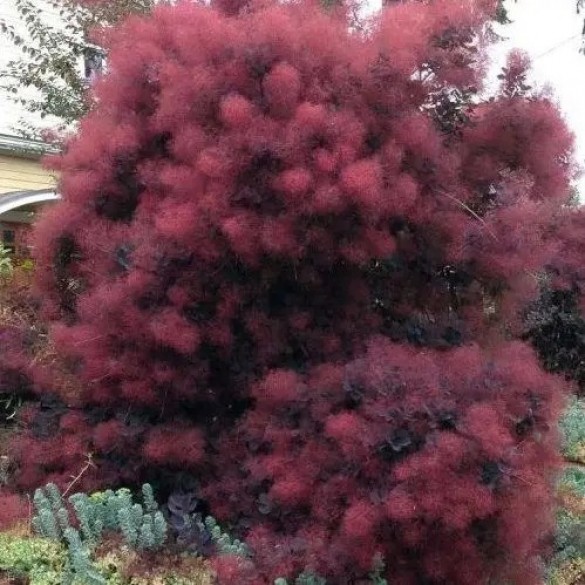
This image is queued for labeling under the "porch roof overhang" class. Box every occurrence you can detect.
[0,188,61,216]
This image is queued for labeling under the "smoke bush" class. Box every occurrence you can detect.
[8,0,578,582]
[206,339,565,583]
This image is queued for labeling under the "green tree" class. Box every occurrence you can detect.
[0,0,153,138]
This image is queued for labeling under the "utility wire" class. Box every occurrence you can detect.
[532,33,582,61]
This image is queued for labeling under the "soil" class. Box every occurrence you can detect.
[0,571,28,585]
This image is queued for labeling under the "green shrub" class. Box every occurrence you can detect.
[559,467,585,498]
[201,515,249,557]
[0,532,66,585]
[560,398,585,461]
[1,482,214,584]
[549,401,585,584]
[553,508,585,566]
[33,483,167,552]
[31,483,169,584]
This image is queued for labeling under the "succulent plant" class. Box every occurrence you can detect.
[164,490,214,555]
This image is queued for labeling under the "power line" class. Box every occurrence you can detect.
[532,33,582,61]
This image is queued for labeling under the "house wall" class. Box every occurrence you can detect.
[0,220,32,258]
[0,155,57,194]
[0,2,67,256]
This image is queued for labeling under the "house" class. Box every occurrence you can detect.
[0,134,60,258]
[0,0,98,258]
[0,1,64,258]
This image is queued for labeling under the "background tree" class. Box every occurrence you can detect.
[0,0,153,138]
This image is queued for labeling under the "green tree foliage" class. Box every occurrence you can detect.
[0,0,153,137]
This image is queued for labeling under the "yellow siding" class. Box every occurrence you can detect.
[0,155,58,194]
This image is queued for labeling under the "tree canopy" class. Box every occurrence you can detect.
[0,0,153,137]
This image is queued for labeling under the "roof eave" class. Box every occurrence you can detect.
[0,133,60,160]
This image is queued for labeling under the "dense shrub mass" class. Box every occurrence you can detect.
[0,276,40,408]
[0,272,76,437]
[525,289,585,395]
[5,0,578,583]
[0,324,32,409]
[208,340,565,584]
[524,208,585,395]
